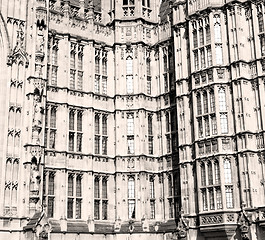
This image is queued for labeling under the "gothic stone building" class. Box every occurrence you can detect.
[0,0,265,239]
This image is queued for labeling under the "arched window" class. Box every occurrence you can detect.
[168,47,174,70]
[127,114,134,135]
[214,161,220,184]
[203,91,208,113]
[165,112,170,132]
[199,28,204,46]
[77,111,82,132]
[95,114,100,134]
[102,115,107,135]
[201,163,206,186]
[50,107,56,128]
[126,56,133,93]
[126,56,133,74]
[209,90,215,112]
[102,58,107,75]
[69,110,75,131]
[220,114,228,134]
[94,177,100,198]
[168,175,172,196]
[12,160,19,181]
[95,56,100,74]
[52,47,58,65]
[146,58,151,76]
[76,175,82,197]
[78,53,83,71]
[70,51,75,69]
[218,88,226,111]
[68,174,74,196]
[208,162,213,185]
[148,115,152,135]
[128,177,135,219]
[224,159,232,184]
[214,15,221,42]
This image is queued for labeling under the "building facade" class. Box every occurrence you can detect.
[0,0,265,239]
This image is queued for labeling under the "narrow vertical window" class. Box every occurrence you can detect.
[214,15,221,42]
[218,88,226,111]
[94,176,100,218]
[126,56,133,93]
[194,50,199,70]
[70,50,76,89]
[210,90,215,112]
[77,111,82,132]
[205,25,211,44]
[149,177,155,219]
[95,75,100,93]
[94,177,100,198]
[102,58,107,75]
[95,56,100,74]
[198,118,203,138]
[203,92,208,113]
[148,115,152,135]
[51,46,58,86]
[260,36,265,56]
[69,110,75,151]
[224,159,232,184]
[77,52,83,90]
[202,190,208,211]
[220,114,228,134]
[69,110,75,131]
[207,47,212,66]
[50,107,56,128]
[225,186,234,208]
[216,188,222,209]
[128,177,135,219]
[199,28,204,46]
[146,58,151,94]
[209,188,215,210]
[95,114,100,134]
[169,199,174,218]
[95,136,100,154]
[197,93,202,115]
[214,161,220,184]
[102,137,107,155]
[205,117,210,136]
[166,112,170,132]
[102,115,107,135]
[208,162,213,185]
[67,174,74,219]
[201,163,206,186]
[200,48,206,68]
[69,132,75,151]
[102,76,107,94]
[215,45,223,65]
[127,114,134,135]
[168,175,172,196]
[76,175,82,219]
[193,30,198,48]
[211,116,217,135]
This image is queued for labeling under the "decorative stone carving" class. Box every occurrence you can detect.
[238,204,252,240]
[177,209,189,239]
[200,214,223,225]
[30,156,41,196]
[114,217,121,232]
[33,88,44,127]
